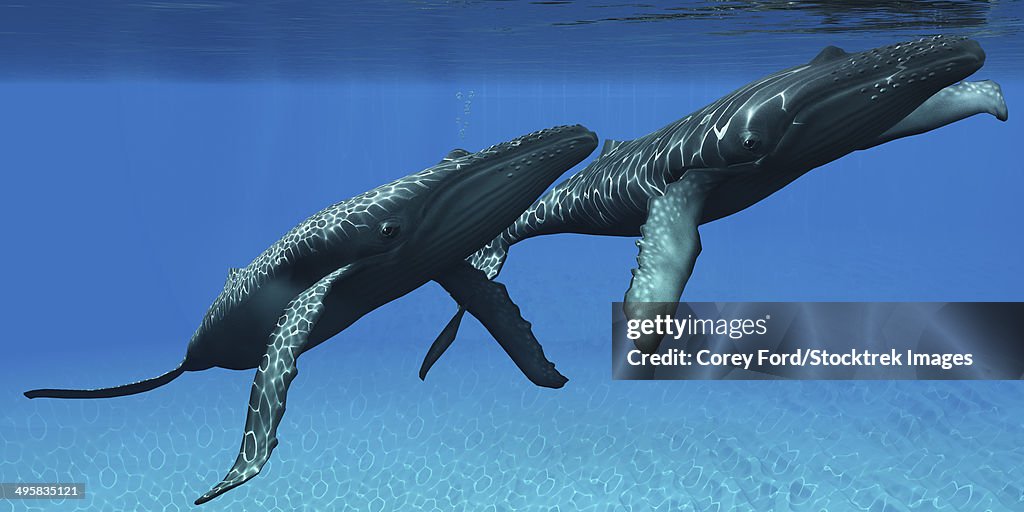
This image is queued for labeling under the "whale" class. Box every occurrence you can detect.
[24,124,598,504]
[419,36,1008,379]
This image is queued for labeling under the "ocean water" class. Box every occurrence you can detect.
[2,2,1023,511]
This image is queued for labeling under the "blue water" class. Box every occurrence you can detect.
[2,2,1023,511]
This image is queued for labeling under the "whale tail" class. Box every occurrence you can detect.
[24,363,185,399]
[420,235,512,380]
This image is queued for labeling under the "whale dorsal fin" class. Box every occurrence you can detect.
[224,268,241,289]
[810,45,849,65]
[439,149,471,164]
[600,139,626,157]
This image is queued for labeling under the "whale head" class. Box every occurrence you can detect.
[302,124,597,308]
[392,125,598,276]
[698,36,988,222]
[764,35,985,169]
[299,124,598,305]
[291,125,597,287]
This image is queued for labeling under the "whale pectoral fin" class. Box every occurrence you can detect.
[419,306,466,380]
[624,175,716,354]
[862,80,1008,149]
[433,261,567,388]
[195,265,353,505]
[418,236,515,378]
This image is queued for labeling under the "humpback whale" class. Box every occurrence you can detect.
[24,125,598,504]
[421,35,1008,378]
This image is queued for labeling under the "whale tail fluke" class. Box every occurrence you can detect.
[24,363,185,399]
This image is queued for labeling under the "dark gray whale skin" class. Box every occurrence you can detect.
[421,35,1007,372]
[23,124,598,504]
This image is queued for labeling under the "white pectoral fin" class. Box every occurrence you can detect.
[195,264,353,505]
[624,175,713,354]
[865,80,1008,149]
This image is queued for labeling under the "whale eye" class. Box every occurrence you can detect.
[379,222,400,239]
[742,137,761,151]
